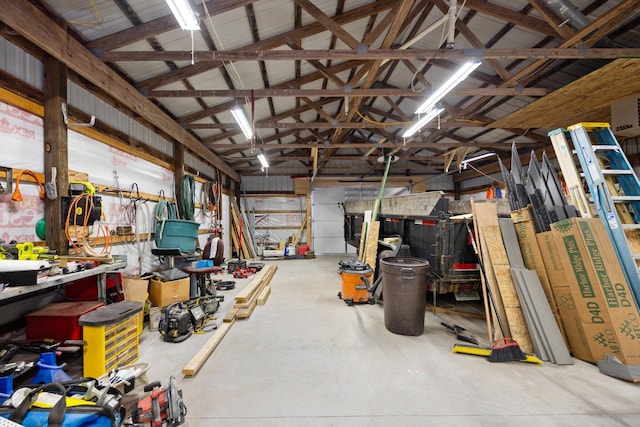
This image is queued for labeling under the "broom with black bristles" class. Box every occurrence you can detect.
[487,337,527,362]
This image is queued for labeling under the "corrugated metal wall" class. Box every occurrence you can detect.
[241,175,295,193]
[0,38,43,89]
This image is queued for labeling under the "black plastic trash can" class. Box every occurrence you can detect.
[380,257,430,336]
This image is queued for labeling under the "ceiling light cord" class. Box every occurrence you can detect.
[410,0,468,92]
[251,89,255,152]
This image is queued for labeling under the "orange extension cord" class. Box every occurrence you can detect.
[64,193,111,256]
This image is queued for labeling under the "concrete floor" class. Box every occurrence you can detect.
[138,255,640,427]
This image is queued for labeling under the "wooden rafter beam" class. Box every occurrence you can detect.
[212,141,540,150]
[462,0,558,37]
[0,0,240,182]
[188,120,485,130]
[293,0,360,49]
[86,0,258,51]
[132,0,395,90]
[149,86,549,98]
[150,88,425,97]
[102,48,640,62]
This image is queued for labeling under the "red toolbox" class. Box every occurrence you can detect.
[26,301,105,341]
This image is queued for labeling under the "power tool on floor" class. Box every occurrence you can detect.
[159,297,222,341]
[158,303,192,343]
[131,376,186,426]
[232,267,256,279]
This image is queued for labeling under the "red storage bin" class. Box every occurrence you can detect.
[26,301,104,341]
[64,273,124,303]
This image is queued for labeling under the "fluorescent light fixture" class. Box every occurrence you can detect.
[230,106,253,139]
[402,106,445,138]
[460,152,496,169]
[165,0,200,31]
[415,60,481,114]
[257,153,269,168]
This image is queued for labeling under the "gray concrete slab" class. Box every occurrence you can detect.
[137,255,640,427]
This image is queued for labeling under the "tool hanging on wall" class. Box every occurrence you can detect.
[179,175,195,221]
[11,169,45,202]
[61,102,95,128]
[44,167,57,200]
[0,166,12,194]
[64,193,111,257]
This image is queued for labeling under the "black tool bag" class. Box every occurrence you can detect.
[0,381,123,427]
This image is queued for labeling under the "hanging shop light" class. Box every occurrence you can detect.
[257,153,270,168]
[414,60,482,114]
[402,106,445,138]
[231,106,253,140]
[165,0,200,31]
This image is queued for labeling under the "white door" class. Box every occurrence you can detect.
[312,188,356,255]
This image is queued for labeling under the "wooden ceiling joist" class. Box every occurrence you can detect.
[0,0,239,181]
[98,48,640,62]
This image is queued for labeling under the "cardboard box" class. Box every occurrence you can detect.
[550,218,640,365]
[122,276,150,303]
[149,277,190,307]
[538,231,591,359]
[550,285,594,361]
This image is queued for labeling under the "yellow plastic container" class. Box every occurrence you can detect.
[79,301,142,378]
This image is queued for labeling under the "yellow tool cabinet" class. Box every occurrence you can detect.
[78,301,143,378]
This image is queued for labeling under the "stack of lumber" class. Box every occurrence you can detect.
[224,265,278,322]
[230,198,256,259]
[183,264,278,377]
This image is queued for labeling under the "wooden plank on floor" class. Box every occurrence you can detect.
[235,266,271,303]
[182,318,235,377]
[257,285,271,306]
[236,298,258,318]
[223,308,238,323]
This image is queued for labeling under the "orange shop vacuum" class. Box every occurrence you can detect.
[337,258,375,306]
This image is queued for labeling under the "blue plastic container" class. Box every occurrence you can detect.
[155,219,199,253]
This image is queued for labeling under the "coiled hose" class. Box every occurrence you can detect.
[153,198,178,244]
[180,174,196,220]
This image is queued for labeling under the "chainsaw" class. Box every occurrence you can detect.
[131,376,186,426]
